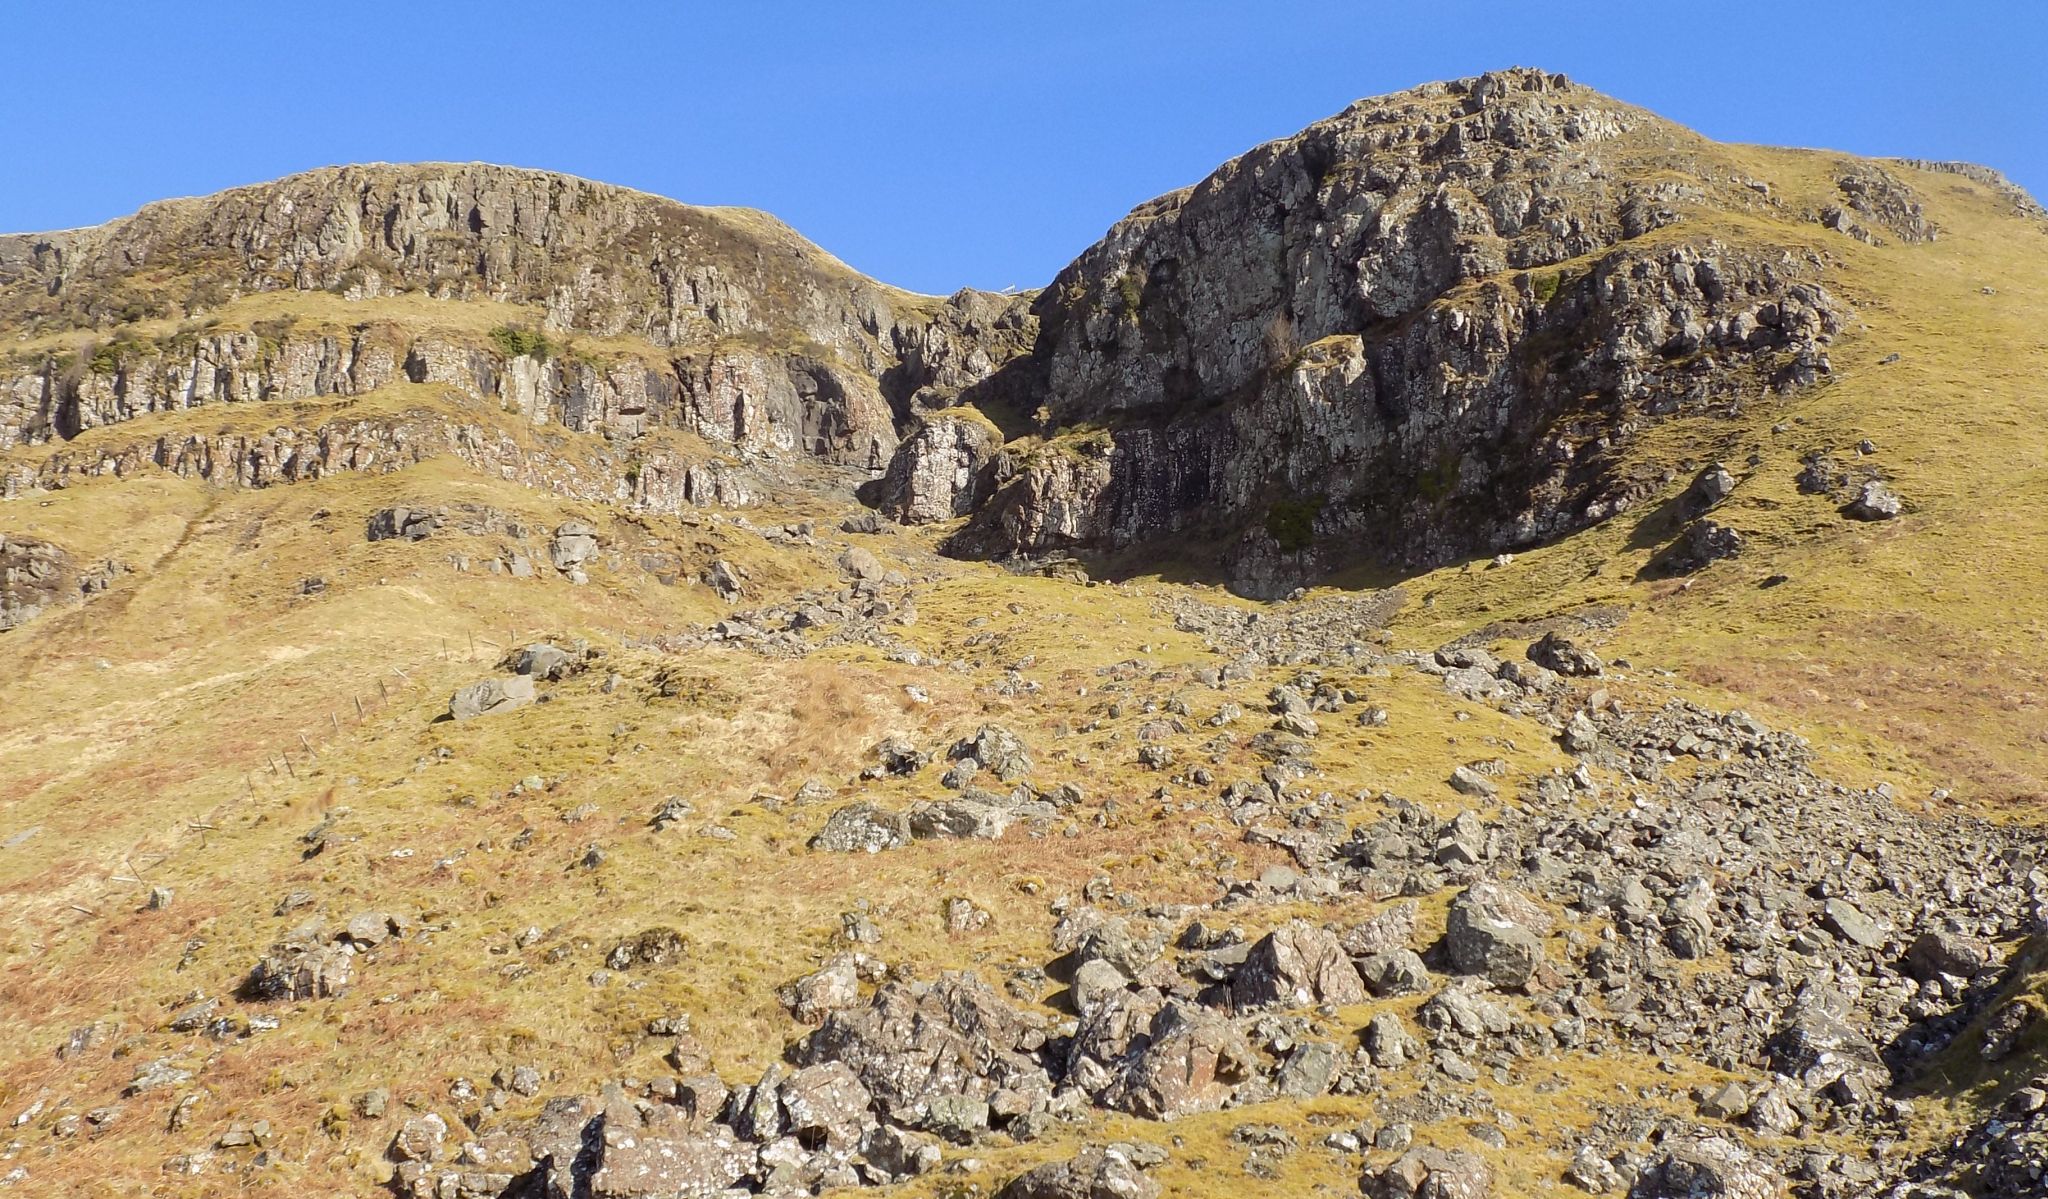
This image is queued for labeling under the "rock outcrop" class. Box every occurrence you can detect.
[891,68,1851,594]
[0,163,1038,488]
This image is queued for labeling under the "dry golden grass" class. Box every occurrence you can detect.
[1,134,2045,1194]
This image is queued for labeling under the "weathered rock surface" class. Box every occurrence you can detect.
[997,1144,1162,1199]
[0,534,71,630]
[448,675,536,721]
[1230,920,1367,1009]
[908,68,1848,595]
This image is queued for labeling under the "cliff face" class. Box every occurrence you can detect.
[888,69,1870,593]
[1,80,2030,595]
[0,163,894,347]
[0,163,1035,485]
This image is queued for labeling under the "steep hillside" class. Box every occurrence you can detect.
[2,69,2048,1199]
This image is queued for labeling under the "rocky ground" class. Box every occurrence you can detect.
[2,68,2048,1199]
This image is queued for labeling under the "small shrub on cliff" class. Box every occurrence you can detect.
[488,324,555,361]
[1115,272,1144,322]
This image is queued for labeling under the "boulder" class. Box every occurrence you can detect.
[1370,1146,1493,1199]
[859,1124,943,1181]
[809,803,911,853]
[1444,882,1550,989]
[587,1099,753,1199]
[0,534,72,631]
[1365,1012,1422,1068]
[549,521,599,571]
[1768,985,1888,1090]
[1684,463,1736,513]
[1341,901,1419,959]
[1231,920,1367,1010]
[1102,1001,1255,1120]
[704,558,746,601]
[1448,766,1498,799]
[776,1061,873,1150]
[1629,1136,1782,1199]
[908,794,1016,841]
[778,958,862,1024]
[998,1144,1161,1199]
[1845,479,1902,520]
[1528,631,1603,677]
[246,942,354,1001]
[949,724,1035,782]
[513,643,575,680]
[791,972,1047,1113]
[1821,897,1886,949]
[1903,928,1991,979]
[1359,949,1432,998]
[449,675,536,721]
[365,506,441,542]
[1671,520,1744,572]
[838,546,884,581]
[390,1113,448,1163]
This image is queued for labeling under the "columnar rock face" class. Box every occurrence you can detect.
[898,68,1853,594]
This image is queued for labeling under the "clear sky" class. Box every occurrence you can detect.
[4,2,2041,295]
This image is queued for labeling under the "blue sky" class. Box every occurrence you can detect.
[4,2,2041,294]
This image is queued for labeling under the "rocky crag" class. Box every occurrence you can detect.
[0,162,1033,487]
[888,69,1891,594]
[6,71,2019,598]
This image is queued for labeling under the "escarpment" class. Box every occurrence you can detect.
[880,68,1877,594]
[0,72,2032,596]
[0,163,1035,488]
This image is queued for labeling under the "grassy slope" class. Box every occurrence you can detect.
[1292,147,2048,815]
[0,147,2044,1195]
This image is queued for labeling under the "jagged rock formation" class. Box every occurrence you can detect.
[0,163,1033,479]
[893,68,1857,594]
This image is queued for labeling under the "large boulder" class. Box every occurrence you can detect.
[908,794,1017,841]
[1443,882,1550,989]
[778,958,862,1024]
[1767,985,1889,1091]
[838,546,884,581]
[1101,1000,1255,1120]
[949,724,1035,782]
[1370,1147,1493,1199]
[1629,1136,1783,1199]
[808,803,911,853]
[775,1061,874,1150]
[365,506,442,542]
[0,534,71,631]
[998,1144,1162,1199]
[246,941,354,1001]
[512,643,576,681]
[549,521,600,571]
[449,675,536,721]
[587,1098,754,1199]
[1231,920,1367,1010]
[1844,479,1902,520]
[1527,631,1603,677]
